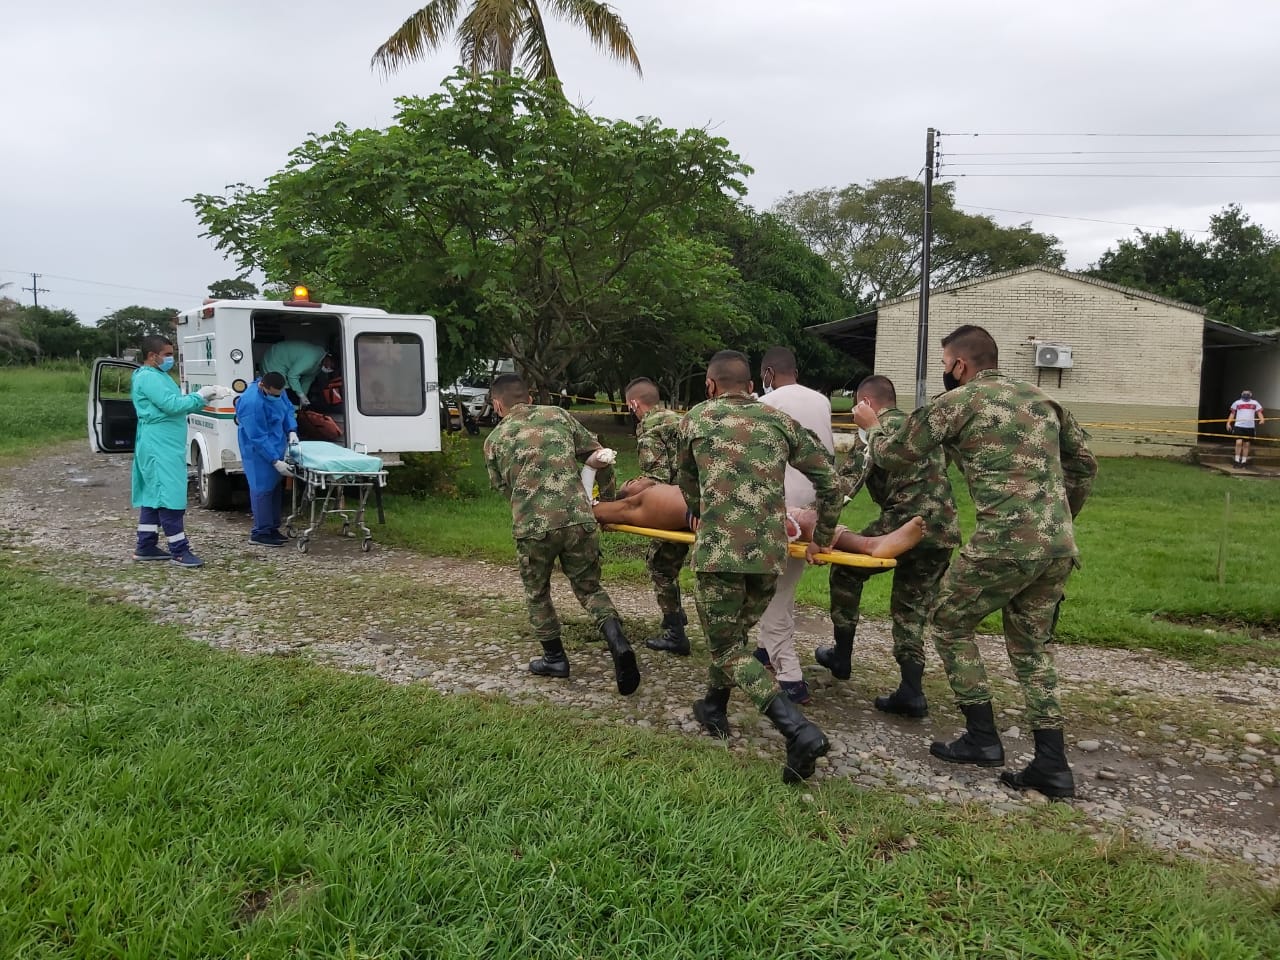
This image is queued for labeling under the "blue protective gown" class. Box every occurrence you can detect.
[236,380,298,492]
[131,365,205,509]
[261,341,327,400]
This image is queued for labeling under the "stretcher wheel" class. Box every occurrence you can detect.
[342,523,351,537]
[298,538,310,554]
[361,538,372,553]
[285,525,296,538]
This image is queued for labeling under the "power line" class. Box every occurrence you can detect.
[21,273,49,307]
[953,203,1210,233]
[942,159,1280,166]
[944,173,1280,179]
[939,132,1280,138]
[0,268,202,301]
[944,148,1280,156]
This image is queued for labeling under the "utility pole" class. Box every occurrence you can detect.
[913,127,936,410]
[23,272,49,307]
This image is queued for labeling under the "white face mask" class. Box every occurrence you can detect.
[858,428,868,444]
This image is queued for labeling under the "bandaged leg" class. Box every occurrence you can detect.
[791,509,924,558]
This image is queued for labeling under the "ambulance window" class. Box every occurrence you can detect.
[354,333,426,416]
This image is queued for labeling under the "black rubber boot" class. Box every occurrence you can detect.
[875,661,929,718]
[762,693,831,784]
[999,729,1075,799]
[601,617,641,696]
[529,638,569,679]
[692,686,732,740]
[645,611,690,656]
[929,701,1005,767]
[814,627,854,680]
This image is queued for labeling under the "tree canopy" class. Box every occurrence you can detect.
[772,177,1065,309]
[207,278,259,300]
[190,72,758,396]
[1091,204,1280,332]
[371,0,641,82]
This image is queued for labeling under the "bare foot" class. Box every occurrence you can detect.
[839,514,921,560]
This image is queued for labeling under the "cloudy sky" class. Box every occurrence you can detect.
[3,0,1278,324]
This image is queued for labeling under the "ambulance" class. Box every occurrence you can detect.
[88,286,441,509]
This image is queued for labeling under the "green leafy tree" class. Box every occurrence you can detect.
[1091,204,1280,331]
[97,306,178,358]
[773,177,1065,308]
[190,72,750,396]
[0,296,39,362]
[19,306,106,360]
[207,278,259,300]
[371,0,641,81]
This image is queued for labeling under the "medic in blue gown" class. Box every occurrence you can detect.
[235,371,298,547]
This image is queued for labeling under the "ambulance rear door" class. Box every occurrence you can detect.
[88,358,140,453]
[343,315,441,453]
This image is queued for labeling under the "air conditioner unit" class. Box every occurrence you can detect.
[1035,344,1073,369]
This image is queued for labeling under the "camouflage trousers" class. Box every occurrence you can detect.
[647,540,689,615]
[926,554,1075,730]
[515,524,618,642]
[693,571,780,710]
[829,545,953,667]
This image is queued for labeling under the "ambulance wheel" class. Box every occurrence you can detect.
[361,538,373,553]
[298,538,310,554]
[195,447,232,510]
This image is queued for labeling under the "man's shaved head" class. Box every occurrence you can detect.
[941,324,999,369]
[624,377,660,406]
[490,374,530,408]
[707,350,752,389]
[856,374,896,408]
[761,345,797,376]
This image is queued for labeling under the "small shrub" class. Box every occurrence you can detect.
[388,431,474,499]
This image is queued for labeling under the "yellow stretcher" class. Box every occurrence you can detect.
[601,523,897,569]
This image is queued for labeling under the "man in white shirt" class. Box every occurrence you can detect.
[1227,389,1265,467]
[754,346,836,703]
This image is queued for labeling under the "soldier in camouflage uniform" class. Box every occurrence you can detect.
[680,350,844,783]
[621,377,692,656]
[855,325,1097,799]
[484,374,641,696]
[819,375,960,720]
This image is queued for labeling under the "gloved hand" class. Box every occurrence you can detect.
[273,460,291,476]
[287,432,300,446]
[299,394,311,408]
[586,447,616,470]
[197,385,220,402]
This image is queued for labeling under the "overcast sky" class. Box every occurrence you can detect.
[3,0,1278,324]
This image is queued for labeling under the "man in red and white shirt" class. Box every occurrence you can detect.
[1228,390,1265,467]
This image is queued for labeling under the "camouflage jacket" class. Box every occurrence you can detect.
[867,369,1097,560]
[636,407,683,485]
[840,406,961,549]
[678,393,842,574]
[484,403,611,539]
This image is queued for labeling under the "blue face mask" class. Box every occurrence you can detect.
[159,356,175,372]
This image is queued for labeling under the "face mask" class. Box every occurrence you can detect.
[858,428,868,444]
[942,363,961,392]
[761,373,774,395]
[321,365,334,374]
[1242,393,1253,400]
[159,356,174,372]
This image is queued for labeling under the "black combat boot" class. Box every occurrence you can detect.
[875,661,929,718]
[999,729,1075,799]
[814,626,854,680]
[929,701,1005,767]
[529,638,569,678]
[762,693,831,784]
[601,617,641,696]
[645,611,690,656]
[692,686,732,740]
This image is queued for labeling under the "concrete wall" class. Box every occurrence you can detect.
[872,271,1205,456]
[1223,346,1280,441]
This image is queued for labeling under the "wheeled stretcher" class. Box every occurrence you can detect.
[283,441,387,554]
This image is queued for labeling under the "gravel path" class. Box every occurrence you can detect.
[3,447,1277,884]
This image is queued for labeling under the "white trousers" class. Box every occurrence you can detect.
[755,555,807,682]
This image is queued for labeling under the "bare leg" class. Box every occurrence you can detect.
[593,483,690,530]
[792,509,925,559]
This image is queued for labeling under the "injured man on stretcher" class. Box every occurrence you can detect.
[591,481,924,559]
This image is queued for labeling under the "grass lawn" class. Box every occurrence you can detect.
[0,363,89,461]
[3,561,1277,959]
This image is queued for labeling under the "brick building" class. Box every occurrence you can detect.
[809,266,1279,457]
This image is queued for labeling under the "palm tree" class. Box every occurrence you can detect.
[371,0,641,81]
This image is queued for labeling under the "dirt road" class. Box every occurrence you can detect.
[2,445,1276,883]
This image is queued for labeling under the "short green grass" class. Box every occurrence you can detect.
[3,561,1277,959]
[0,363,89,461]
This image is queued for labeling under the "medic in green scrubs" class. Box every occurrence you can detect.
[130,334,224,567]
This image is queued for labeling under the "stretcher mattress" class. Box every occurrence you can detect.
[601,523,897,569]
[292,441,384,474]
